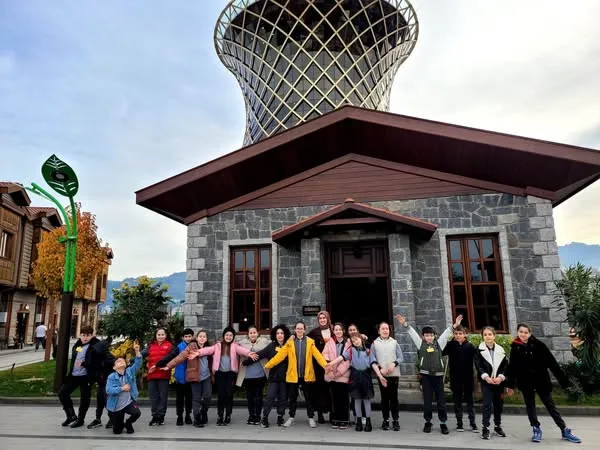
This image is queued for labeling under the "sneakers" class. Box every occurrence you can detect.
[149,416,159,426]
[105,419,113,429]
[470,423,479,433]
[176,416,184,426]
[156,415,165,426]
[456,422,464,432]
[317,412,326,424]
[441,423,449,435]
[185,414,193,425]
[193,414,204,428]
[423,422,432,433]
[308,418,317,428]
[283,417,295,427]
[224,416,231,425]
[562,427,582,444]
[246,416,254,425]
[392,420,400,432]
[69,418,85,428]
[532,426,542,443]
[261,417,269,428]
[494,426,506,437]
[364,418,372,432]
[482,427,490,440]
[61,408,77,427]
[87,419,102,429]
[338,422,348,430]
[216,417,224,426]
[381,419,390,431]
[277,415,284,427]
[331,421,339,429]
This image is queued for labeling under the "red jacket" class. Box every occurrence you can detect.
[146,341,173,381]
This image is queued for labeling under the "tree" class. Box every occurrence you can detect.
[101,276,172,343]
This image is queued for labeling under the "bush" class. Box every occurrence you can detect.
[467,333,513,356]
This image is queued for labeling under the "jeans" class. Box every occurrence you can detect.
[95,381,107,420]
[58,376,92,419]
[287,378,314,418]
[215,370,236,418]
[35,337,45,350]
[522,388,566,430]
[451,378,475,425]
[422,374,447,423]
[379,376,399,420]
[481,382,504,428]
[148,379,169,418]
[330,382,349,424]
[109,401,141,434]
[262,381,287,418]
[244,377,266,419]
[191,378,212,417]
[175,383,193,417]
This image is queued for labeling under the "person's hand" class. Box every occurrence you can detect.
[249,352,258,361]
[160,366,170,371]
[380,367,388,376]
[379,377,388,388]
[454,315,463,328]
[148,365,156,374]
[187,351,199,360]
[75,360,82,368]
[395,314,407,326]
[325,363,333,373]
[484,376,494,384]
[121,384,131,392]
[387,363,395,374]
[133,343,140,353]
[506,388,514,396]
[493,377,502,385]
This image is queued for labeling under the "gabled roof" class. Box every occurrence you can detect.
[0,182,31,207]
[272,198,438,245]
[136,106,600,224]
[25,206,62,227]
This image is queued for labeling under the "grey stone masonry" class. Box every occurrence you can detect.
[301,238,326,330]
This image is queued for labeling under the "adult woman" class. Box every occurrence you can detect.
[308,311,333,423]
[142,328,173,426]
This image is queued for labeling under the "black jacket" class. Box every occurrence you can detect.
[442,339,476,386]
[244,341,288,382]
[92,339,116,384]
[475,343,508,384]
[506,336,568,392]
[69,336,100,381]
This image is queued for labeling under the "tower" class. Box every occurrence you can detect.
[215,0,418,145]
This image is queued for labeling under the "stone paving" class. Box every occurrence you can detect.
[0,405,596,450]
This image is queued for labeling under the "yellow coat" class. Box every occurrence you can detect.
[264,336,328,383]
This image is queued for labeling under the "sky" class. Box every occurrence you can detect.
[1,1,599,280]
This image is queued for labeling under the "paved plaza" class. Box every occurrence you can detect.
[0,405,598,449]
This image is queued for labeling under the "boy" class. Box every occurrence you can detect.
[87,337,116,429]
[58,325,100,428]
[442,319,477,432]
[396,314,459,435]
[106,343,143,434]
[156,328,195,425]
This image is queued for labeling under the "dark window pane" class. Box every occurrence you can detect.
[260,269,270,288]
[468,240,480,259]
[232,292,255,332]
[451,263,464,282]
[449,240,461,260]
[482,239,494,259]
[472,285,502,330]
[482,260,497,282]
[453,285,466,306]
[234,271,244,289]
[260,310,271,330]
[245,250,255,269]
[245,271,256,289]
[470,262,483,282]
[235,251,244,269]
[260,290,270,309]
[260,248,270,268]
[455,307,469,329]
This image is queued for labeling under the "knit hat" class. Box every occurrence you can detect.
[222,326,236,338]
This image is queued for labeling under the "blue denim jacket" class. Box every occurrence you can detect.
[106,356,142,412]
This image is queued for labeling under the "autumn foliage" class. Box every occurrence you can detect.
[32,205,109,300]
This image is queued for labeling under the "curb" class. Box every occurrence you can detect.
[1,397,599,416]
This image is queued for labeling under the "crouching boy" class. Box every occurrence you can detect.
[106,343,143,434]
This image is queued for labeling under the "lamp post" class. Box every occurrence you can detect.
[26,154,79,391]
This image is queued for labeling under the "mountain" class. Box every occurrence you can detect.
[102,242,600,308]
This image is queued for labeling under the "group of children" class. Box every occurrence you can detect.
[57,315,583,444]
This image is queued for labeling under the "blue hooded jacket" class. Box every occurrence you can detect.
[105,356,142,412]
[174,340,188,384]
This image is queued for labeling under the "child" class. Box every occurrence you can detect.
[346,323,368,425]
[87,337,116,429]
[188,327,255,426]
[156,328,195,426]
[237,325,270,425]
[327,332,386,432]
[442,317,477,432]
[396,314,456,434]
[155,329,213,427]
[105,343,143,434]
[264,321,328,428]
[322,323,351,429]
[371,321,404,431]
[475,326,507,440]
[506,323,581,444]
[58,325,100,428]
[141,327,173,426]
[243,324,291,428]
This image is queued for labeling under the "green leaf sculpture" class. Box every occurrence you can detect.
[41,154,79,198]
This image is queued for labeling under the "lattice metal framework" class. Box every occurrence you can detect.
[215,0,419,145]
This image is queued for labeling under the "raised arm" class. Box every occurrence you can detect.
[166,346,191,369]
[437,326,454,351]
[396,314,422,348]
[156,345,179,368]
[264,342,289,369]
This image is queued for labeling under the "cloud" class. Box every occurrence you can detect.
[2,0,599,278]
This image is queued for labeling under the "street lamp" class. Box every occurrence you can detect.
[25,154,79,391]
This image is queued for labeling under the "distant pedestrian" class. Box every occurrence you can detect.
[34,322,47,351]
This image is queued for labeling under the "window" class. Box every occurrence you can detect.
[446,236,508,332]
[0,231,14,259]
[230,246,272,332]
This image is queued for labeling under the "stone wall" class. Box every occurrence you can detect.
[185,193,568,361]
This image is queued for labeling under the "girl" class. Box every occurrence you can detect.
[371,321,404,431]
[188,327,255,425]
[506,323,581,444]
[142,328,173,426]
[237,325,270,425]
[308,311,333,424]
[243,324,291,427]
[475,326,507,440]
[347,323,369,425]
[327,332,387,432]
[322,323,351,429]
[155,330,213,427]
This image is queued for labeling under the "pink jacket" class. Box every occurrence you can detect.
[197,341,251,374]
[322,338,351,383]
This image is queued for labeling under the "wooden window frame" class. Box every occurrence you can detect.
[229,245,272,333]
[446,235,508,333]
[0,230,14,260]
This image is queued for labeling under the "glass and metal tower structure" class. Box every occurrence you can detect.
[215,0,419,145]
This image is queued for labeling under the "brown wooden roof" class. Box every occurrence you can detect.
[136,106,600,224]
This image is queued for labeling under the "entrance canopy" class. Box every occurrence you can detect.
[136,106,600,224]
[272,198,437,246]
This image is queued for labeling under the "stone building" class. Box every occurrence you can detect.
[137,107,600,371]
